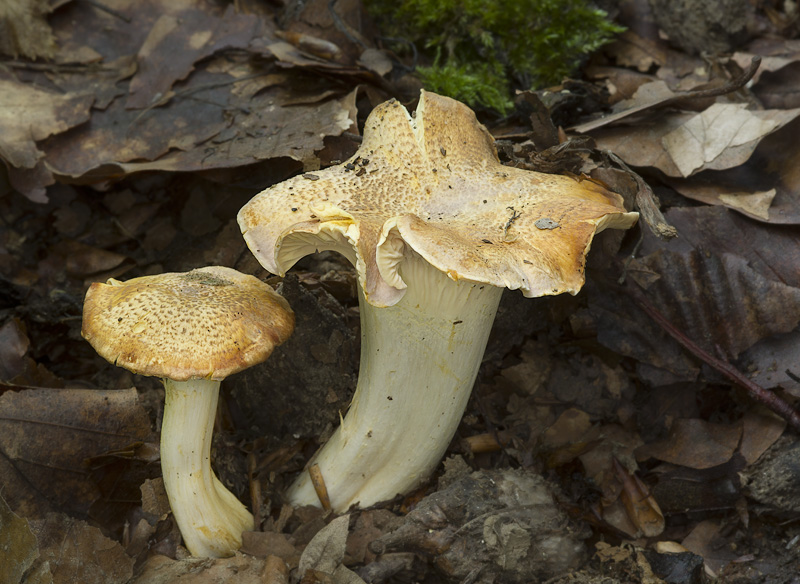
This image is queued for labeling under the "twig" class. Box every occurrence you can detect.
[308,463,332,511]
[665,56,761,106]
[624,281,800,432]
[605,151,678,241]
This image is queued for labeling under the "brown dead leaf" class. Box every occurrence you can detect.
[680,519,739,576]
[666,178,777,222]
[739,410,786,464]
[542,408,592,449]
[650,456,744,515]
[636,419,742,469]
[53,240,130,278]
[604,31,669,73]
[661,104,800,177]
[0,387,153,520]
[748,62,800,109]
[42,81,357,185]
[298,515,350,578]
[592,106,800,179]
[0,76,93,169]
[126,5,260,109]
[593,288,701,386]
[632,249,800,358]
[732,39,800,83]
[240,531,298,562]
[130,553,269,584]
[613,458,664,538]
[0,0,57,60]
[741,330,800,397]
[0,492,39,584]
[638,206,800,288]
[27,512,134,584]
[0,318,32,382]
[627,204,800,365]
[0,318,62,388]
[5,0,361,201]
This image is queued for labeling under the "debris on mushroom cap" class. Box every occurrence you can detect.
[238,91,639,307]
[82,266,294,381]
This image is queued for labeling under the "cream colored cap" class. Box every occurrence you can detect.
[239,91,639,307]
[82,266,294,381]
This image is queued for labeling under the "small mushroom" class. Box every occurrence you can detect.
[82,266,294,557]
[238,91,638,512]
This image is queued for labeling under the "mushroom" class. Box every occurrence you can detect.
[81,266,294,557]
[238,91,638,512]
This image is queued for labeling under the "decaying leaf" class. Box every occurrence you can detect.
[297,515,353,579]
[0,0,361,202]
[27,512,134,584]
[129,554,272,584]
[372,469,588,583]
[126,5,259,109]
[0,493,39,584]
[0,387,153,520]
[0,77,93,170]
[592,105,800,178]
[680,519,739,576]
[0,0,57,60]
[661,104,800,177]
[636,419,742,470]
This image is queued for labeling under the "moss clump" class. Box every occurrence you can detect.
[366,0,624,114]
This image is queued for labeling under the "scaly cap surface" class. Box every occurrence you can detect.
[238,91,638,307]
[82,266,294,381]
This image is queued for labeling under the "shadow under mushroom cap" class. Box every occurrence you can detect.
[238,91,639,307]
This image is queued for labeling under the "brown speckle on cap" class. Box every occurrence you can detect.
[82,266,294,381]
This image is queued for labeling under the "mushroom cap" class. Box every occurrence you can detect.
[82,266,294,381]
[238,91,638,307]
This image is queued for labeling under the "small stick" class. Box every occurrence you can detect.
[464,432,503,453]
[308,463,332,511]
[248,452,262,529]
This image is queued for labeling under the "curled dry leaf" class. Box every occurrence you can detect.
[613,458,665,538]
[661,104,800,177]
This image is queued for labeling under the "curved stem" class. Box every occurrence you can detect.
[287,256,503,511]
[160,378,254,557]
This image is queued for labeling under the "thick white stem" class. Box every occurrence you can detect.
[160,378,254,557]
[287,257,503,511]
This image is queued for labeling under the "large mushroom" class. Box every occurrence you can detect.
[238,91,638,512]
[82,266,294,557]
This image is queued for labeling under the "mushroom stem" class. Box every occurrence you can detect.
[287,254,503,511]
[160,378,254,557]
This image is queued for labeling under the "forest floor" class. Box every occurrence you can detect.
[2,0,800,583]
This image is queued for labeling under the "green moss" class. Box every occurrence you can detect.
[366,0,624,114]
